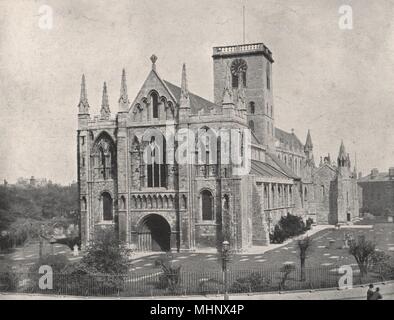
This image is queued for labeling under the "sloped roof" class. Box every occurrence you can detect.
[251,160,291,179]
[313,163,337,176]
[266,152,300,180]
[164,80,220,114]
[275,127,304,150]
[358,172,393,183]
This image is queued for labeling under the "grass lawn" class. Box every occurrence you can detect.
[1,221,393,296]
[1,222,393,275]
[126,222,394,274]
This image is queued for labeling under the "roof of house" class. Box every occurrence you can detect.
[164,80,220,114]
[358,172,394,183]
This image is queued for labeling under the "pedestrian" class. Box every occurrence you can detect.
[370,287,383,300]
[367,284,374,300]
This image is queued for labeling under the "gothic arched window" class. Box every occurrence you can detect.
[266,63,271,90]
[201,190,214,220]
[231,59,247,88]
[81,197,87,211]
[120,196,126,210]
[92,132,116,181]
[249,102,255,114]
[102,192,113,221]
[145,134,167,188]
[151,92,159,119]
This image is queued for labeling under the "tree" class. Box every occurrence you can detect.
[270,213,307,243]
[349,236,376,278]
[77,228,132,275]
[297,236,312,281]
[63,228,133,295]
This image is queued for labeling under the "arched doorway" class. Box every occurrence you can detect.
[137,214,171,252]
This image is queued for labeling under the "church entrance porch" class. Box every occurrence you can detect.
[137,214,171,252]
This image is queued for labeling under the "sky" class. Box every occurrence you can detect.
[1,0,394,185]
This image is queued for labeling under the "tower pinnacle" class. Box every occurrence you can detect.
[179,63,190,109]
[100,82,111,120]
[78,74,90,115]
[119,69,130,112]
[337,140,349,167]
[304,129,313,151]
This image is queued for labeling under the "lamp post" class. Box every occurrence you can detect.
[222,240,230,300]
[49,237,56,255]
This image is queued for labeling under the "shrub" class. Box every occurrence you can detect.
[0,267,19,292]
[279,263,295,290]
[230,272,271,293]
[305,218,314,230]
[369,251,394,281]
[79,228,132,275]
[269,213,307,243]
[154,254,181,293]
[60,228,132,296]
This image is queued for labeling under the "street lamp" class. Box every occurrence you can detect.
[222,240,230,300]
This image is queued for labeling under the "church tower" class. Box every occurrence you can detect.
[212,43,275,149]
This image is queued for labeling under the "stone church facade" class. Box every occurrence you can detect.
[77,42,359,252]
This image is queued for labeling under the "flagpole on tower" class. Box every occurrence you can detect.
[243,4,246,44]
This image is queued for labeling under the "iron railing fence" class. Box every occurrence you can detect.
[1,266,387,297]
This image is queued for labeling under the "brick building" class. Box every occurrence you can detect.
[77,42,359,252]
[358,168,394,216]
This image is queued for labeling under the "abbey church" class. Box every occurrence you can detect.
[77,42,359,252]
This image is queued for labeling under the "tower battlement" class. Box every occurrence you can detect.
[213,42,273,62]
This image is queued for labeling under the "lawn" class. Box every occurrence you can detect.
[127,222,394,274]
[1,221,393,296]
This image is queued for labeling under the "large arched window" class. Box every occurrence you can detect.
[151,92,159,119]
[196,126,218,167]
[201,190,214,221]
[231,59,247,88]
[144,133,167,188]
[92,132,116,180]
[102,192,113,221]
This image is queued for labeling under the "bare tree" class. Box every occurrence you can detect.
[297,236,312,282]
[349,236,376,278]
